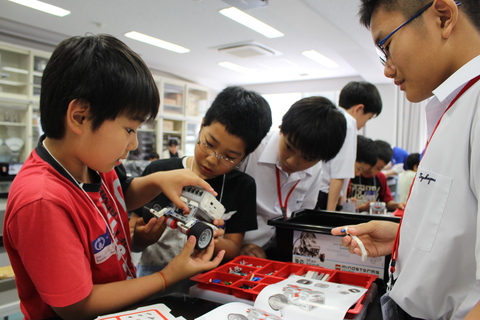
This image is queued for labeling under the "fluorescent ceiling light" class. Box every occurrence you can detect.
[219,7,284,38]
[125,31,190,54]
[218,61,255,74]
[302,50,339,68]
[9,0,70,17]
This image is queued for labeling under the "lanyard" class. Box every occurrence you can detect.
[275,166,300,219]
[388,75,480,290]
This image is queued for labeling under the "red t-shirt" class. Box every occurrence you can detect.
[3,146,135,319]
[348,171,394,204]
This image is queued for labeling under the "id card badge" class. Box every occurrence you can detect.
[381,293,400,320]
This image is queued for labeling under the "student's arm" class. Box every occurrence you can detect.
[465,300,480,320]
[327,178,344,211]
[123,169,216,212]
[216,233,244,261]
[240,243,267,259]
[378,173,400,211]
[386,201,405,211]
[52,236,225,320]
[356,201,371,212]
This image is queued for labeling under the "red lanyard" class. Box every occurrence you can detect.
[275,166,300,219]
[390,75,480,275]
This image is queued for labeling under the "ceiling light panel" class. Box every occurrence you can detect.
[8,0,70,17]
[218,61,256,74]
[124,32,190,54]
[302,50,339,68]
[219,7,284,38]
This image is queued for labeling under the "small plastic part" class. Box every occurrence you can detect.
[344,227,367,261]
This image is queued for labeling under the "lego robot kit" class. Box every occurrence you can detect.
[143,186,225,250]
[191,255,377,320]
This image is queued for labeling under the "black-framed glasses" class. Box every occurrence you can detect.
[196,140,239,169]
[376,1,462,65]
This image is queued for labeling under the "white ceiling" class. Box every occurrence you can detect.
[0,0,389,91]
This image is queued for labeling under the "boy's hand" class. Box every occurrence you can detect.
[132,216,166,251]
[212,219,225,243]
[331,220,399,258]
[240,243,267,259]
[161,235,225,286]
[356,201,370,212]
[156,169,217,213]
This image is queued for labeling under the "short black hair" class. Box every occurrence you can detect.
[339,81,382,116]
[374,140,393,164]
[359,0,480,31]
[357,135,378,166]
[168,139,179,147]
[40,34,159,139]
[203,86,272,155]
[360,0,431,28]
[280,96,346,162]
[406,152,421,170]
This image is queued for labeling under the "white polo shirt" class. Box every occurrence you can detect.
[318,107,357,196]
[240,131,322,248]
[390,55,480,320]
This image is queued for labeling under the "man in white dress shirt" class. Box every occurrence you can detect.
[332,1,480,319]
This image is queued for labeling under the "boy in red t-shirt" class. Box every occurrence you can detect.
[348,140,405,212]
[3,34,224,320]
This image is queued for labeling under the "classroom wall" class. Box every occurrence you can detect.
[243,78,399,147]
[364,83,397,145]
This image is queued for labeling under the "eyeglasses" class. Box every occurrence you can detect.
[196,140,238,169]
[376,1,462,65]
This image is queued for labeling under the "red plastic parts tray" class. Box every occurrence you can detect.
[191,255,377,318]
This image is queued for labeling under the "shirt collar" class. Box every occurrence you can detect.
[338,107,355,123]
[258,131,281,165]
[425,55,480,135]
[433,55,480,102]
[258,131,314,179]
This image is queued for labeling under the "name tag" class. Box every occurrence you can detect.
[381,293,400,320]
[92,228,115,264]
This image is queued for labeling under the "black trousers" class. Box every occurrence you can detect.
[316,191,342,211]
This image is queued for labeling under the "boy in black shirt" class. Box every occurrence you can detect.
[130,86,272,281]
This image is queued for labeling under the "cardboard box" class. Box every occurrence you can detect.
[163,120,174,131]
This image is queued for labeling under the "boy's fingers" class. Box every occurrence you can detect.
[168,197,190,213]
[192,178,217,196]
[213,219,225,227]
[210,250,225,266]
[135,216,146,227]
[180,235,196,256]
[331,226,346,236]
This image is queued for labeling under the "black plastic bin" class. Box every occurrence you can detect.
[268,209,400,280]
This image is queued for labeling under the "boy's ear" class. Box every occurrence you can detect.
[351,104,365,116]
[433,0,458,38]
[66,99,90,134]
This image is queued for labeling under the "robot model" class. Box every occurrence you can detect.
[144,186,225,250]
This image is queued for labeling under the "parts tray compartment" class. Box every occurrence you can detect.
[191,255,377,319]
